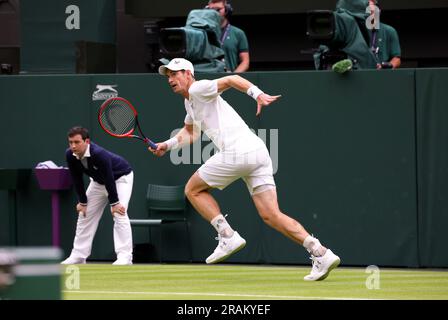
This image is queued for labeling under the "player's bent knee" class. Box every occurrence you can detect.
[185,180,203,199]
[184,183,190,197]
[184,183,195,199]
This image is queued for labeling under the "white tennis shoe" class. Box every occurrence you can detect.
[206,231,246,264]
[61,256,86,265]
[112,257,133,266]
[304,249,340,281]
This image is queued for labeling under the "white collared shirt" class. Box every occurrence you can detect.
[184,79,265,153]
[73,143,91,169]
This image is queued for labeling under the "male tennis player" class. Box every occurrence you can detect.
[151,58,340,281]
[62,126,134,265]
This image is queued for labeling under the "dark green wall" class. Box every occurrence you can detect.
[416,69,448,268]
[258,70,418,266]
[1,69,447,267]
[20,0,116,73]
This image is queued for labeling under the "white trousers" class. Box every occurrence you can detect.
[69,172,134,262]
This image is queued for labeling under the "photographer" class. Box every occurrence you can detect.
[206,0,249,72]
[311,0,401,71]
[158,8,226,72]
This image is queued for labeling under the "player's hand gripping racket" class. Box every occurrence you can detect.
[98,97,157,149]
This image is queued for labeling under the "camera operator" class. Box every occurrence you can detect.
[205,0,250,72]
[310,0,401,71]
[335,0,401,70]
[364,1,401,69]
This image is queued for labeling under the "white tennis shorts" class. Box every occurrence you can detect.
[198,146,276,195]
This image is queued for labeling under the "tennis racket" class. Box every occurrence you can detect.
[98,97,157,149]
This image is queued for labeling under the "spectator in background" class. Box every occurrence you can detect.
[366,1,401,69]
[206,0,250,72]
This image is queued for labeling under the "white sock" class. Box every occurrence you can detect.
[303,235,327,257]
[210,214,234,238]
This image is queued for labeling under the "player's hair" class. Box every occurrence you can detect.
[68,126,90,140]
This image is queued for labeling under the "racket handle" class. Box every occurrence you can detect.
[144,138,158,150]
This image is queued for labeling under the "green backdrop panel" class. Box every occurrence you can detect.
[0,75,92,249]
[1,69,447,267]
[257,70,418,266]
[416,68,448,267]
[20,0,116,73]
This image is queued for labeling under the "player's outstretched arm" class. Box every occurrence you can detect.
[217,75,254,93]
[217,75,281,116]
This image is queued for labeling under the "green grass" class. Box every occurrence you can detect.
[62,264,448,300]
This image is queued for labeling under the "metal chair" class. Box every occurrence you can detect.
[130,184,192,262]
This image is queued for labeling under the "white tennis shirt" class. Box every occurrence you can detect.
[184,79,265,153]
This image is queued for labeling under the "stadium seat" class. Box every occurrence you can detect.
[130,184,192,263]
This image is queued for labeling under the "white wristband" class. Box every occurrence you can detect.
[164,137,179,150]
[247,85,264,100]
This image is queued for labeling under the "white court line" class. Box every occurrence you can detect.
[62,290,380,300]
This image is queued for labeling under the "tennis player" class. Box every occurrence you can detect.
[62,126,134,265]
[152,58,340,281]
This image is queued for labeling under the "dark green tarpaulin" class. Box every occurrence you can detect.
[416,69,448,267]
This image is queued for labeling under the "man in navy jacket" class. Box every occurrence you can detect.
[62,126,134,265]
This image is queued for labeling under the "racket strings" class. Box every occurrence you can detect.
[100,100,136,135]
